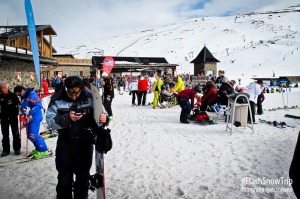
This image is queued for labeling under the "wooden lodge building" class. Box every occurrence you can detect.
[92,56,178,77]
[0,25,92,89]
[0,25,178,89]
[190,46,220,77]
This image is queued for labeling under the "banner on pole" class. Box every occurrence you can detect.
[102,56,115,75]
[25,0,41,87]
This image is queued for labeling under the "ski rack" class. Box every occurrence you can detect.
[226,94,254,135]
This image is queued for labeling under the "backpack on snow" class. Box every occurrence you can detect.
[195,111,210,122]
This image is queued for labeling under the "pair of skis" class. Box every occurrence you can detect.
[259,119,295,129]
[285,114,300,119]
[40,130,58,139]
[0,150,54,167]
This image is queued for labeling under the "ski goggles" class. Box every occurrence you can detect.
[65,87,81,96]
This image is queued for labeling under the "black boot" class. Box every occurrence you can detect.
[1,151,10,157]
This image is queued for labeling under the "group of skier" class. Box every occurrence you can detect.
[0,83,48,158]
[0,75,112,199]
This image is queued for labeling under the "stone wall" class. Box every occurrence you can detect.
[0,59,39,91]
[0,59,92,92]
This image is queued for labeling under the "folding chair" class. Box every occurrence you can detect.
[206,104,227,121]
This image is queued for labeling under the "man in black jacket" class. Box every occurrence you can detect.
[0,82,21,157]
[46,76,108,199]
[102,72,114,121]
[290,132,300,198]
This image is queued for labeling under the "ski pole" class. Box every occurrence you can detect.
[19,116,22,150]
[286,88,289,110]
[281,90,285,109]
[25,120,29,162]
[101,105,107,199]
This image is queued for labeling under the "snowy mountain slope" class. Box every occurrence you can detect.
[57,5,300,85]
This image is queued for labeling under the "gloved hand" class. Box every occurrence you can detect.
[23,106,31,116]
[106,95,111,101]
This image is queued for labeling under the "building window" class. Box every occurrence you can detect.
[70,71,82,76]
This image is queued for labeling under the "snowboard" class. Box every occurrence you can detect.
[285,114,300,119]
[90,85,106,199]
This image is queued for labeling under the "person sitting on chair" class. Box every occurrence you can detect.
[218,77,234,106]
[198,81,218,111]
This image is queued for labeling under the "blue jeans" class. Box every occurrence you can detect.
[177,96,191,122]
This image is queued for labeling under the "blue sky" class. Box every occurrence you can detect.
[0,0,298,46]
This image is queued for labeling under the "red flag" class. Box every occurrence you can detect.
[102,56,115,75]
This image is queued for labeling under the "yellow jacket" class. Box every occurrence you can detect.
[173,76,185,93]
[152,77,163,92]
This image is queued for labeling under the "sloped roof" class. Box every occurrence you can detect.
[278,76,300,82]
[0,25,57,40]
[190,46,220,63]
[92,56,170,66]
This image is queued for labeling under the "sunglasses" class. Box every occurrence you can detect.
[65,87,81,95]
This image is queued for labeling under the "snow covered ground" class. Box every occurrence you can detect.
[0,88,300,199]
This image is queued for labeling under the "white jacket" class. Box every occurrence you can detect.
[246,82,261,102]
[129,80,138,91]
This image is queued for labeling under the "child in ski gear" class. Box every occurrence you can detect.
[176,86,201,124]
[0,82,21,157]
[46,76,108,199]
[14,86,48,158]
[102,72,114,121]
[246,80,262,123]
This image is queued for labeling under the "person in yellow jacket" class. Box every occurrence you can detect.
[173,76,185,93]
[152,74,164,108]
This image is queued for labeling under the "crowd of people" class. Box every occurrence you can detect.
[0,69,268,198]
[2,67,300,198]
[119,69,266,125]
[0,74,110,198]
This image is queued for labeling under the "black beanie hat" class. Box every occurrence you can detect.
[14,85,25,93]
